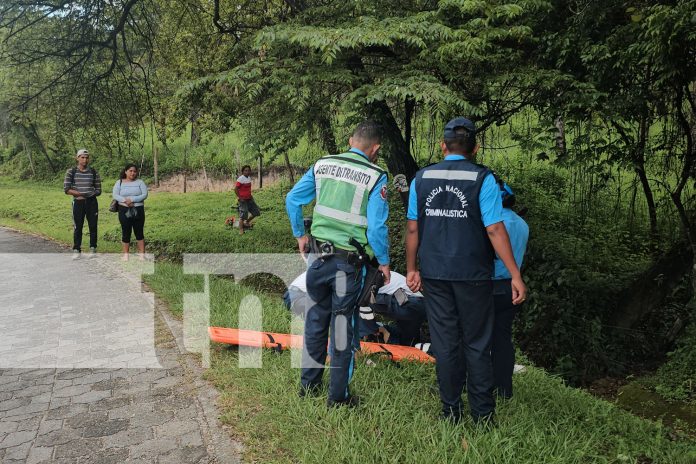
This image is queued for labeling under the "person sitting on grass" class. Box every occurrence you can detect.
[234,165,260,235]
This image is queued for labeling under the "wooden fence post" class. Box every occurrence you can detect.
[258,155,263,189]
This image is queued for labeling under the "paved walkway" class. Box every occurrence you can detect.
[0,228,241,463]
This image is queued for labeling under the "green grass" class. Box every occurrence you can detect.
[1,178,695,463]
[0,177,300,256]
[638,322,696,405]
[146,262,696,464]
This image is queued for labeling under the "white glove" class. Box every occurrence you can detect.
[359,307,375,320]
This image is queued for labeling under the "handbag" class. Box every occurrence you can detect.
[109,180,121,212]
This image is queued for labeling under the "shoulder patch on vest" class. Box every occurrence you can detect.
[380,184,388,200]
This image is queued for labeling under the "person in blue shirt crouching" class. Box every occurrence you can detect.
[491,179,529,399]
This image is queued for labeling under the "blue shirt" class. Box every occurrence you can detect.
[406,155,502,226]
[493,208,529,279]
[285,148,390,265]
[112,179,148,206]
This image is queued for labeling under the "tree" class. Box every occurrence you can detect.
[0,0,158,160]
[185,0,558,179]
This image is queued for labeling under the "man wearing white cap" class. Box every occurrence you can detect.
[63,149,102,256]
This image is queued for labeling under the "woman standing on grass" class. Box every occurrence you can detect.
[112,164,148,260]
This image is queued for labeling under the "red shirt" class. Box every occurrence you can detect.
[235,175,252,200]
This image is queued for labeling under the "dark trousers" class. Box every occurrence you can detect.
[118,206,145,243]
[492,280,518,398]
[302,255,362,402]
[422,278,495,420]
[360,294,426,346]
[72,197,98,251]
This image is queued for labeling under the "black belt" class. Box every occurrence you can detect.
[314,239,360,263]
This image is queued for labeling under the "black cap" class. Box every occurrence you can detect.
[444,117,476,139]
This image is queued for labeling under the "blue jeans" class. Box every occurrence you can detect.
[301,255,363,402]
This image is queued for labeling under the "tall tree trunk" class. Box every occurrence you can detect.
[153,145,159,187]
[183,146,188,193]
[235,149,241,176]
[201,159,210,192]
[367,100,419,180]
[190,113,200,147]
[347,55,419,179]
[611,119,658,245]
[23,140,35,177]
[611,240,692,330]
[554,114,567,159]
[284,151,295,183]
[673,86,696,298]
[258,155,263,189]
[25,123,56,173]
[404,97,415,158]
[317,113,336,155]
[634,113,658,247]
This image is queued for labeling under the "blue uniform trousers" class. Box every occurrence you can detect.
[301,255,362,402]
[359,294,426,346]
[422,278,495,421]
[492,279,518,398]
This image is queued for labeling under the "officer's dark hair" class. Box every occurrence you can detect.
[119,163,138,180]
[241,165,251,172]
[352,120,382,145]
[494,174,516,208]
[502,192,516,208]
[444,127,476,155]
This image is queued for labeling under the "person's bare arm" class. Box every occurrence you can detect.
[486,222,527,304]
[405,220,421,292]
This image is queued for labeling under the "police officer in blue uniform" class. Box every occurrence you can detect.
[285,121,391,407]
[405,117,527,424]
[492,180,529,399]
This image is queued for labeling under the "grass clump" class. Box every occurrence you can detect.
[640,322,696,405]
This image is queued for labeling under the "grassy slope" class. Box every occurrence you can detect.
[1,179,694,463]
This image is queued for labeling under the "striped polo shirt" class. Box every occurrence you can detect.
[63,167,102,198]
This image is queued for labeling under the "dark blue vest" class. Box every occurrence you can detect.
[415,159,494,281]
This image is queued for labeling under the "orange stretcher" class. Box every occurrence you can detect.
[208,327,434,363]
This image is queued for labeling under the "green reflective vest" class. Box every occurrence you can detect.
[311,152,386,256]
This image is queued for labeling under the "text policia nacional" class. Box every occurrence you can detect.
[425,185,470,218]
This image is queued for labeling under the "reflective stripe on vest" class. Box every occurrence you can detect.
[313,205,368,226]
[422,170,478,181]
[415,160,494,280]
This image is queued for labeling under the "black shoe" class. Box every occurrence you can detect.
[299,384,321,398]
[472,413,497,429]
[327,395,360,409]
